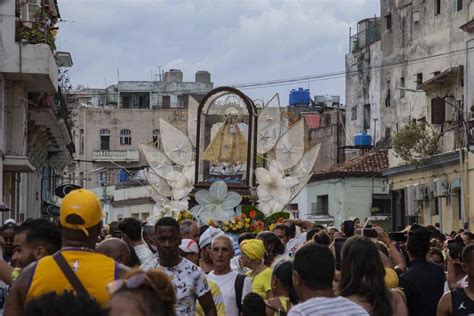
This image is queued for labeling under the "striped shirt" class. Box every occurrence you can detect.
[288,296,369,316]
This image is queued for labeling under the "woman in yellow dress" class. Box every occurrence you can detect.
[239,239,273,300]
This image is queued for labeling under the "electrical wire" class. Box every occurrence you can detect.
[66,46,474,95]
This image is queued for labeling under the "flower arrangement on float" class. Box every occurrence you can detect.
[208,207,289,234]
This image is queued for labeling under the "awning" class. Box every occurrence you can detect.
[460,19,474,33]
[3,156,36,173]
[420,67,461,93]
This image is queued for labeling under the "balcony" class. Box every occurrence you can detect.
[93,150,140,162]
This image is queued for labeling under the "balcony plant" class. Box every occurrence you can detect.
[392,122,441,165]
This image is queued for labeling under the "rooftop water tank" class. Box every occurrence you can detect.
[119,169,128,183]
[354,131,372,147]
[289,88,310,106]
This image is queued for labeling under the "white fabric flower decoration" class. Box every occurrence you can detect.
[256,160,298,214]
[166,163,195,200]
[193,181,242,223]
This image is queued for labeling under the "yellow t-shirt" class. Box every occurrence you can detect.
[26,250,117,308]
[249,267,272,300]
[196,279,226,316]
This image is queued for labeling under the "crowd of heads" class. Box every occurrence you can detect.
[1,189,474,316]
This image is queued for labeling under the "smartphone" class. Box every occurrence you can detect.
[334,237,347,270]
[388,232,407,243]
[363,228,378,238]
[448,239,464,260]
[342,220,355,237]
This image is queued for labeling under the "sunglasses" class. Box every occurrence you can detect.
[107,273,158,296]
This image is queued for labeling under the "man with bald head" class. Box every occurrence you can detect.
[96,238,131,266]
[209,235,252,315]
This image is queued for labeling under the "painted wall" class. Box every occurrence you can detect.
[302,177,388,227]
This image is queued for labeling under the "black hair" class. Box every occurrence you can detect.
[462,244,474,264]
[17,219,61,254]
[257,231,285,257]
[286,222,296,239]
[273,224,290,239]
[241,293,266,316]
[294,243,334,290]
[313,231,330,246]
[407,224,431,259]
[25,291,104,316]
[339,235,392,316]
[155,217,179,233]
[272,260,298,305]
[429,247,444,264]
[238,232,256,245]
[128,244,141,267]
[306,228,320,241]
[118,218,142,242]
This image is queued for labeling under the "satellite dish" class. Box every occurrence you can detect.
[55,184,82,198]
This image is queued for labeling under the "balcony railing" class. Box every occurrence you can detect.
[93,150,140,162]
[15,5,58,53]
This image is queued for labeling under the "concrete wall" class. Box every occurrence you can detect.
[346,40,382,144]
[391,162,462,233]
[74,107,188,188]
[379,0,467,154]
[303,177,388,227]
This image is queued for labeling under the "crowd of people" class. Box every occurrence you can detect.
[0,189,471,315]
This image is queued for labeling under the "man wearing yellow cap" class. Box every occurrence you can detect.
[5,189,128,315]
[239,239,273,299]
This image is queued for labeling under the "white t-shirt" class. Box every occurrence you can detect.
[286,232,307,257]
[208,270,252,316]
[142,256,210,316]
[288,296,369,316]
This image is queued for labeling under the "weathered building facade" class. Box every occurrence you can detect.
[347,0,474,232]
[0,0,74,221]
[71,75,211,221]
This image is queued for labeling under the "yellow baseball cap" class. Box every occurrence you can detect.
[60,189,103,236]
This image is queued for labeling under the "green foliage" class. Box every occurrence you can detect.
[265,211,290,224]
[392,122,441,165]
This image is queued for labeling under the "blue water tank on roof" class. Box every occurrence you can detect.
[289,88,310,106]
[119,169,128,183]
[355,131,372,147]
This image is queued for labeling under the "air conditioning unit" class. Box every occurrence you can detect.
[433,178,448,197]
[404,185,418,216]
[413,183,426,201]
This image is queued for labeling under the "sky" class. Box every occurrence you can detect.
[57,0,380,105]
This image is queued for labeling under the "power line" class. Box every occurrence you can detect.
[69,45,474,96]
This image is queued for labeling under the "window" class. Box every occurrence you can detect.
[385,14,392,30]
[152,129,161,149]
[416,73,423,89]
[413,11,420,24]
[457,0,463,11]
[385,127,391,139]
[79,129,84,154]
[431,97,446,124]
[435,0,441,15]
[312,195,329,215]
[363,104,371,130]
[100,128,110,150]
[385,80,391,107]
[120,129,132,145]
[400,77,405,98]
[351,106,357,121]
